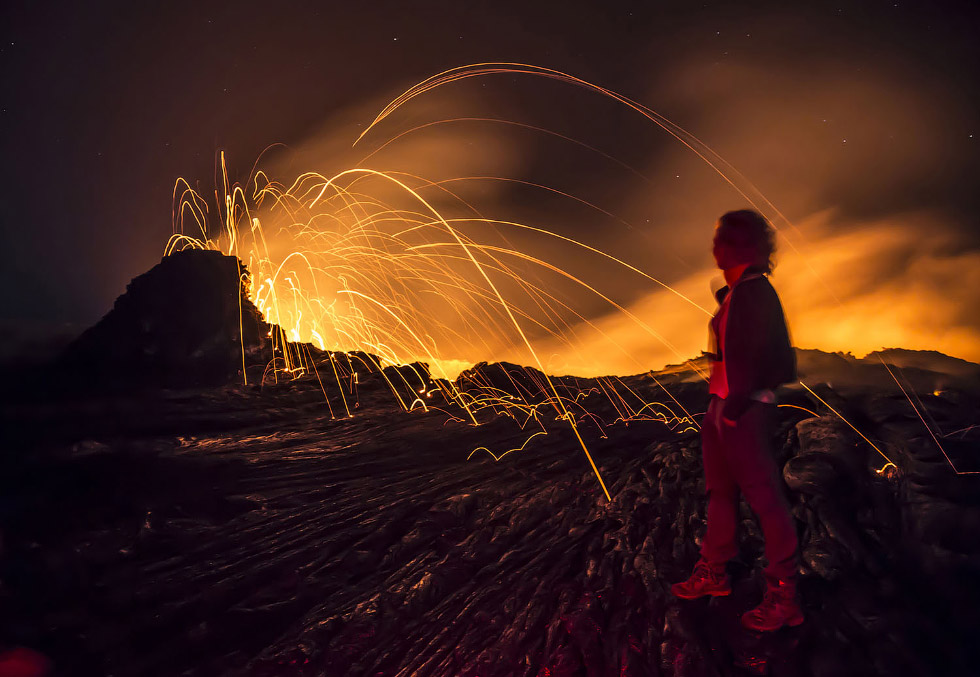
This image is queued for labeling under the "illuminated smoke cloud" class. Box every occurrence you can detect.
[187,56,977,381]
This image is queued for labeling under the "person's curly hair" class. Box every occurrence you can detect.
[717,209,777,274]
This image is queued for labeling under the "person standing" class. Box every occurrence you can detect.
[670,209,803,632]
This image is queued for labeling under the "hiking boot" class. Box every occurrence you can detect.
[671,559,731,600]
[741,578,804,631]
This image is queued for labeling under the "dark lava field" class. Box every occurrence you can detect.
[3,352,980,677]
[2,252,979,676]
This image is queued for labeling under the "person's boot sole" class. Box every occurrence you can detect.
[741,612,805,632]
[671,586,732,600]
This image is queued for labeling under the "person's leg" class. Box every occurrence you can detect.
[672,397,737,599]
[728,403,798,581]
[727,402,803,630]
[700,397,740,567]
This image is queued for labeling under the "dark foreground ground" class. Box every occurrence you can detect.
[1,362,979,677]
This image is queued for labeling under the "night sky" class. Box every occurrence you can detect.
[3,0,979,367]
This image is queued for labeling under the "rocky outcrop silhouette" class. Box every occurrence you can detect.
[59,250,272,389]
[53,250,399,393]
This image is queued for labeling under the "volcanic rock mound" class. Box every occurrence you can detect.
[60,250,272,389]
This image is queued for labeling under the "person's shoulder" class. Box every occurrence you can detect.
[734,274,781,304]
[736,274,771,293]
[747,273,778,289]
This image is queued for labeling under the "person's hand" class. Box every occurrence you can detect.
[707,401,737,429]
[720,395,749,426]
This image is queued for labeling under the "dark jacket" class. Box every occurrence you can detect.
[712,266,796,420]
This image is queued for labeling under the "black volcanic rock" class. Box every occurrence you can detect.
[60,250,272,389]
[796,347,980,395]
[457,361,566,402]
[53,251,394,394]
[863,348,980,380]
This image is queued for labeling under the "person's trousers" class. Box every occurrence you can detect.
[700,396,798,581]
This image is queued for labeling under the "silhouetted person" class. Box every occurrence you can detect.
[671,209,802,632]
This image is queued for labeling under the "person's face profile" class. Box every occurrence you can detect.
[712,224,738,270]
